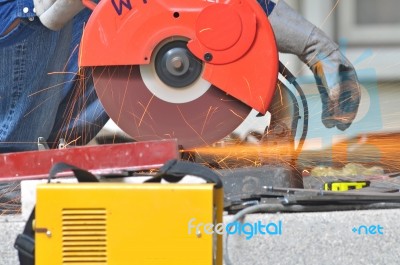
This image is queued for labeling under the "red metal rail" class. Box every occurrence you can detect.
[0,140,178,182]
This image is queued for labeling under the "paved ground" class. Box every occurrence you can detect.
[225,209,400,265]
[0,216,25,265]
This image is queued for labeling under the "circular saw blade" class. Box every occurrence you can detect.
[92,65,251,149]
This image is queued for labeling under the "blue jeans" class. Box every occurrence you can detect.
[0,10,109,153]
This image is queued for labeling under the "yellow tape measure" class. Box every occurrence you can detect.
[323,181,370,191]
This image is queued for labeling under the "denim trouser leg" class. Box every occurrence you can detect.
[0,10,108,153]
[46,10,109,148]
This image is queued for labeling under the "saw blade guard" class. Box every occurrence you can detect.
[79,0,278,114]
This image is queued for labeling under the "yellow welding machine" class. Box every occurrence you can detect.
[35,182,223,265]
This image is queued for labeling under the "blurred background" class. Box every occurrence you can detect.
[278,0,400,170]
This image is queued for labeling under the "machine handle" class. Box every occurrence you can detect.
[146,159,223,189]
[82,0,97,10]
[48,162,99,182]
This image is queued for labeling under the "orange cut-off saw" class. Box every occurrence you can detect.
[78,0,279,149]
[35,0,279,149]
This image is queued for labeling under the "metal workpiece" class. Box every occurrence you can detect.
[0,140,179,182]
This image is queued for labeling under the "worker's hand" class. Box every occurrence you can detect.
[269,0,361,130]
[310,53,361,130]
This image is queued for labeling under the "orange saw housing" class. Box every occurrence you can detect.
[79,0,278,114]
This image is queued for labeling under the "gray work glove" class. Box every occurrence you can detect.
[34,0,85,30]
[269,0,361,131]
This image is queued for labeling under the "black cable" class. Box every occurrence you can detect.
[224,204,272,265]
[278,62,309,159]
